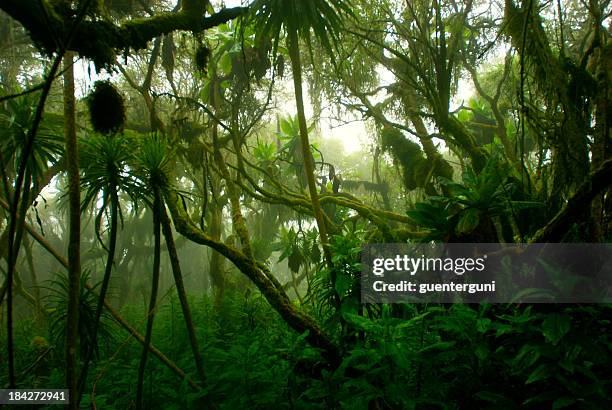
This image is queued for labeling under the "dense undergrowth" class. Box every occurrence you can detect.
[2,281,611,409]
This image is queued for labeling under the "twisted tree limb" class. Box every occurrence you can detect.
[164,191,341,365]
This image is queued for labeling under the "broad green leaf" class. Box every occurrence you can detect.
[418,341,456,354]
[219,52,232,75]
[476,318,491,333]
[343,313,379,333]
[541,314,571,345]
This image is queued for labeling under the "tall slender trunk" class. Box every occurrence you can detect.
[208,109,226,309]
[591,32,610,241]
[159,202,206,384]
[63,50,81,409]
[136,188,162,410]
[24,236,43,325]
[4,51,63,389]
[77,184,118,402]
[372,148,392,211]
[4,168,33,385]
[208,199,225,308]
[287,32,332,266]
[287,31,338,309]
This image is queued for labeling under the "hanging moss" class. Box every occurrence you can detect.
[86,80,126,135]
[381,126,453,192]
[194,43,210,73]
[161,33,176,80]
[275,54,285,78]
[381,126,427,190]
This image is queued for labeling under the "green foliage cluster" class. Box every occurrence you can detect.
[0,90,64,178]
[407,152,542,242]
[338,303,612,409]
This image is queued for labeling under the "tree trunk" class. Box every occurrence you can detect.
[159,202,206,384]
[77,184,118,402]
[208,198,226,308]
[1,51,63,388]
[590,36,611,241]
[24,236,43,325]
[136,187,162,410]
[287,30,337,306]
[531,159,612,243]
[207,86,229,302]
[504,0,589,207]
[63,50,81,409]
[3,167,33,387]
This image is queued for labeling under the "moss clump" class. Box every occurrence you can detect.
[194,44,210,73]
[86,80,126,135]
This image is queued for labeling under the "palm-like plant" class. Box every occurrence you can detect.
[0,93,64,254]
[0,91,64,387]
[408,152,542,242]
[0,94,64,275]
[0,94,64,187]
[134,134,206,408]
[133,134,168,410]
[76,132,142,400]
[247,0,354,302]
[44,269,115,361]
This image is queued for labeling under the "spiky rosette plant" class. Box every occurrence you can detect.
[76,132,144,400]
[135,134,174,198]
[133,134,170,409]
[79,133,142,218]
[44,269,116,361]
[133,134,205,407]
[86,80,126,135]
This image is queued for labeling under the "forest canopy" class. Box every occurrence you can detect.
[0,0,611,408]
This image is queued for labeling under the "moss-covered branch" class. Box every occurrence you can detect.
[218,150,424,237]
[164,191,341,365]
[0,0,247,69]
